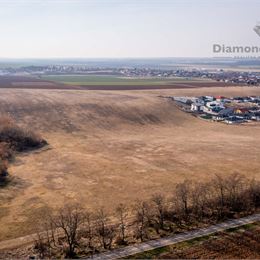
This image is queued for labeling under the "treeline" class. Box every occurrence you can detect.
[34,173,260,258]
[0,115,47,184]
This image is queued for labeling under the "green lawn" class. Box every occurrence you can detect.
[41,75,208,86]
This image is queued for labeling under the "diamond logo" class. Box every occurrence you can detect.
[254,23,260,37]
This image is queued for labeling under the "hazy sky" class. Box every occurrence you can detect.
[0,0,260,58]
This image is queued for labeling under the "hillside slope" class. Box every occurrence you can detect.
[0,88,259,241]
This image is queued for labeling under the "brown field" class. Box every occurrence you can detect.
[0,85,260,241]
[130,222,260,259]
[0,76,74,89]
[68,81,235,90]
[0,75,235,90]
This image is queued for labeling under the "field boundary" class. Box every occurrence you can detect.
[89,213,260,260]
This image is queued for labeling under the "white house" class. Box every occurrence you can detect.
[191,102,204,112]
[206,101,224,109]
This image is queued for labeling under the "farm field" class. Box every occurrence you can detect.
[41,74,211,85]
[0,75,65,89]
[0,75,234,90]
[127,222,260,259]
[0,86,260,241]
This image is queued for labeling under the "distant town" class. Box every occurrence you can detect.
[1,65,260,86]
[171,95,260,124]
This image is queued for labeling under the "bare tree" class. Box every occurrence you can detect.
[79,211,95,253]
[249,178,260,209]
[115,203,128,245]
[86,212,95,249]
[52,204,86,257]
[151,194,167,230]
[212,174,226,219]
[132,200,150,242]
[34,231,52,259]
[191,181,214,222]
[175,180,192,220]
[95,208,116,250]
[33,210,59,258]
[224,173,248,212]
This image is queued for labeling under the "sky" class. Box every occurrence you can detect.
[0,0,260,58]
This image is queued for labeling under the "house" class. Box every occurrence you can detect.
[225,116,245,124]
[211,106,224,113]
[206,101,224,109]
[234,108,249,115]
[233,97,245,103]
[250,112,260,121]
[174,97,193,104]
[212,115,225,121]
[218,107,234,118]
[215,96,226,102]
[199,96,214,102]
[175,94,260,125]
[191,102,204,112]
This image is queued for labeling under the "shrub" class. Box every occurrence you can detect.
[0,142,13,161]
[0,115,47,152]
[0,115,47,184]
[0,158,8,184]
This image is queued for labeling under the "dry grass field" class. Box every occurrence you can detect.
[0,86,260,241]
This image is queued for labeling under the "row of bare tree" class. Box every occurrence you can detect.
[34,173,260,258]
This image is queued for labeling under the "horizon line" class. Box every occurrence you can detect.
[0,57,245,61]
